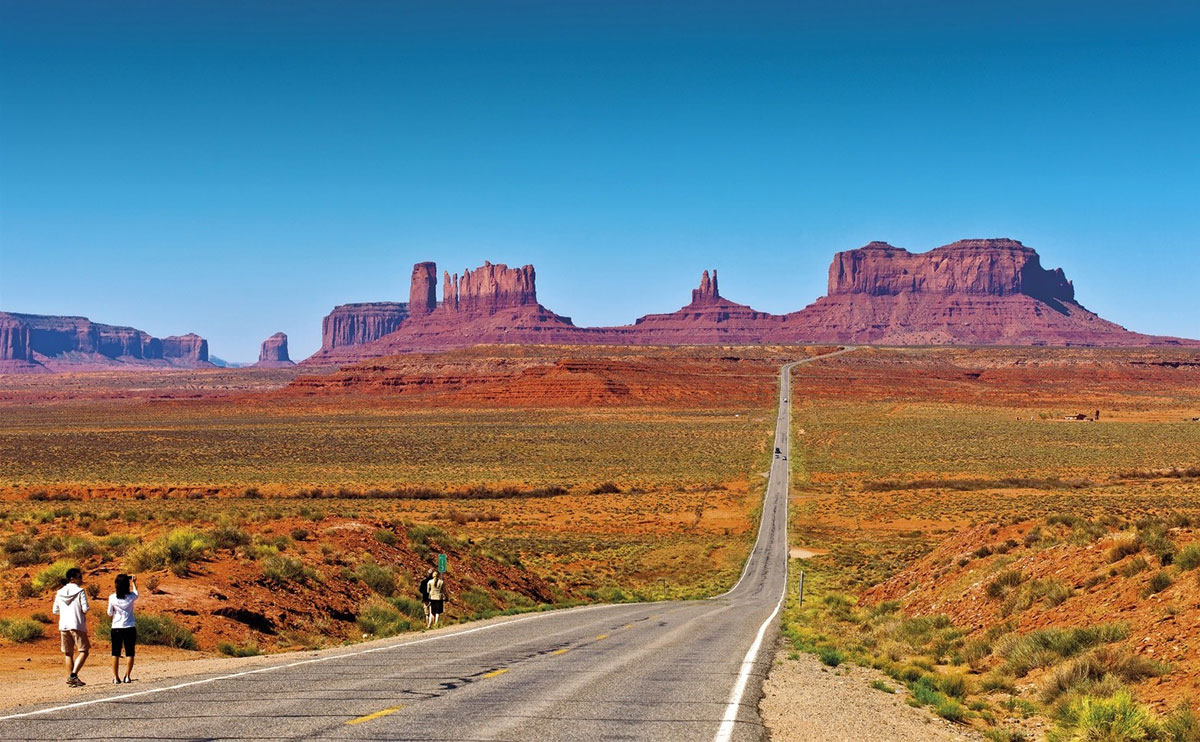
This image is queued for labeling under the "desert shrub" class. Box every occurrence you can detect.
[935,697,967,723]
[971,544,993,559]
[127,528,213,576]
[289,528,309,542]
[1176,543,1200,571]
[3,534,47,567]
[817,645,845,667]
[352,557,396,596]
[1144,571,1174,596]
[0,618,45,643]
[980,670,1016,693]
[262,555,317,584]
[390,596,426,621]
[460,588,496,616]
[1106,535,1144,563]
[589,482,622,495]
[496,589,536,610]
[1159,703,1200,742]
[209,521,250,551]
[30,611,52,624]
[997,623,1129,677]
[356,600,411,638]
[869,679,895,693]
[986,570,1026,598]
[1047,691,1154,742]
[217,641,260,657]
[31,560,76,592]
[1040,646,1166,703]
[1120,556,1149,578]
[66,537,100,559]
[962,638,992,670]
[938,672,969,699]
[984,730,1029,742]
[99,614,196,649]
[374,528,397,546]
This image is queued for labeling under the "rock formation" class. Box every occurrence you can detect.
[319,302,409,352]
[256,332,294,367]
[0,312,213,372]
[302,239,1195,364]
[408,262,438,317]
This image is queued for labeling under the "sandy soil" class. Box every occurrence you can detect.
[760,648,982,742]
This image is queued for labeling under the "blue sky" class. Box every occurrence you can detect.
[1,1,1197,361]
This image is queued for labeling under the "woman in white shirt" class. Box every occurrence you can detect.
[106,574,138,684]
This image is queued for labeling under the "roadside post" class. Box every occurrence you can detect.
[798,570,805,605]
[438,553,447,573]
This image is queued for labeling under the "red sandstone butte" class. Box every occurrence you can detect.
[0,312,213,373]
[255,332,294,367]
[302,239,1196,364]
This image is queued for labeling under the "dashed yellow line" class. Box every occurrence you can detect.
[595,634,608,640]
[482,668,509,679]
[551,648,570,655]
[622,623,634,629]
[346,705,404,725]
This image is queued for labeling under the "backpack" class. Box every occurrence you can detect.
[418,576,431,600]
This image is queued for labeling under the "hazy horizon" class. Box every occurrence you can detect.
[2,1,1198,361]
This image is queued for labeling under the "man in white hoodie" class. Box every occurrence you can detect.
[52,567,90,687]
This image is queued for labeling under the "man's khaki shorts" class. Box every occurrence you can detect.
[60,629,89,655]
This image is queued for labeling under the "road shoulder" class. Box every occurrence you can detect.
[760,647,982,742]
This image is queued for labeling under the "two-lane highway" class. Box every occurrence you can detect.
[0,354,836,741]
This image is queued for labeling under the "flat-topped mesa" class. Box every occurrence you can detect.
[162,333,209,363]
[829,238,1075,303]
[256,332,293,367]
[690,270,720,305]
[408,262,438,317]
[438,261,538,315]
[320,302,409,351]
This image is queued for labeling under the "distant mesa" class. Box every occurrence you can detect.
[304,239,1196,364]
[0,312,211,373]
[256,332,294,368]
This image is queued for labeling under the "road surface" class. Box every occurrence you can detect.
[0,356,827,741]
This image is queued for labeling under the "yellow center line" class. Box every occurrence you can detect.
[622,623,634,629]
[482,668,509,679]
[345,705,404,725]
[551,648,570,655]
[595,634,608,640]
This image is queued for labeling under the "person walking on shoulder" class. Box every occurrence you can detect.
[107,574,138,684]
[426,570,445,629]
[418,567,435,625]
[53,567,90,687]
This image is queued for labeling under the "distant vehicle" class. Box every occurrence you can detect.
[774,447,781,456]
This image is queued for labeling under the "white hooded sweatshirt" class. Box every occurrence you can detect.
[53,583,89,632]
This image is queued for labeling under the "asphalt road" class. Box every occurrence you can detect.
[0,356,824,742]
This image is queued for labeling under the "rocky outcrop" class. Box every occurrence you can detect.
[0,312,212,372]
[828,239,1075,303]
[162,333,208,363]
[408,262,438,317]
[256,332,294,367]
[319,303,409,352]
[438,262,538,315]
[303,239,1196,363]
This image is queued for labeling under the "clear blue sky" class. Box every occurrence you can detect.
[2,1,1197,361]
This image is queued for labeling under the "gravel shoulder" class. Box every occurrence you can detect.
[760,647,983,742]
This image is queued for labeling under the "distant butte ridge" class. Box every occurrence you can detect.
[304,238,1197,364]
[0,312,211,373]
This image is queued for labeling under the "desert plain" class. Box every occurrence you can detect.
[2,344,1199,740]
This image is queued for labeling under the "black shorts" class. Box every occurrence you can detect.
[111,627,137,657]
[429,599,444,615]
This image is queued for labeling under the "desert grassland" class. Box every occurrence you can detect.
[781,347,1200,742]
[0,355,781,661]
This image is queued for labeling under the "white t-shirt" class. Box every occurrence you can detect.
[107,588,138,629]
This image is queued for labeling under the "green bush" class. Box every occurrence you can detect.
[0,618,45,643]
[374,528,397,546]
[998,623,1129,677]
[100,614,197,650]
[935,697,967,723]
[31,560,76,592]
[986,570,1025,598]
[1106,535,1144,563]
[460,588,495,616]
[209,521,250,551]
[938,672,969,699]
[390,596,427,621]
[127,528,213,576]
[1175,543,1200,571]
[352,557,396,596]
[1040,646,1166,703]
[1159,702,1200,742]
[356,601,412,638]
[1144,571,1174,596]
[817,645,845,667]
[217,641,261,657]
[1048,691,1154,742]
[262,555,317,584]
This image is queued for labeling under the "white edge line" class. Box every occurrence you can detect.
[0,603,617,723]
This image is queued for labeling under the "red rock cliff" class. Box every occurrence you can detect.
[690,270,720,305]
[256,332,293,366]
[320,302,409,351]
[162,333,209,363]
[408,262,438,317]
[828,239,1075,302]
[438,262,537,315]
[0,312,212,370]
